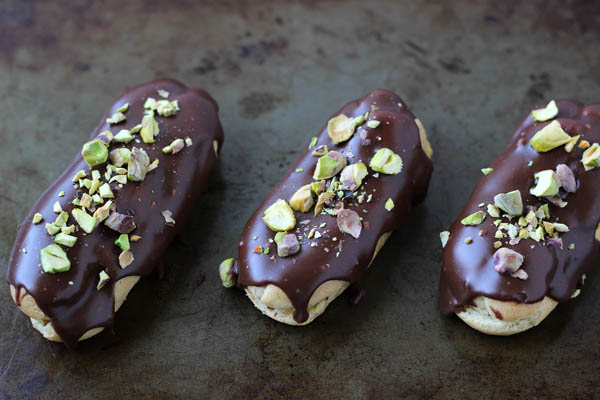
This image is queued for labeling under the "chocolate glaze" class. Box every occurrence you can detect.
[237,90,433,323]
[440,100,600,315]
[6,78,224,348]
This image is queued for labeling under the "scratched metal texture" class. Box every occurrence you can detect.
[1,0,599,399]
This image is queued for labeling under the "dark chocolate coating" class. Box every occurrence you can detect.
[440,100,600,315]
[237,90,433,323]
[6,78,224,348]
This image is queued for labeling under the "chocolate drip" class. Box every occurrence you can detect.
[440,100,600,315]
[237,90,433,323]
[6,78,224,348]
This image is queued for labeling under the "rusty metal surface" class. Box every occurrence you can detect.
[1,0,599,398]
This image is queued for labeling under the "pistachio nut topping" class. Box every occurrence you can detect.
[461,211,486,226]
[81,139,109,167]
[311,144,328,157]
[105,211,136,233]
[336,209,362,239]
[366,120,381,129]
[97,271,110,290]
[140,113,159,143]
[384,198,395,211]
[156,99,180,117]
[119,250,134,268]
[61,225,75,235]
[309,137,318,149]
[440,231,450,248]
[370,148,403,174]
[127,147,151,182]
[93,200,113,224]
[96,130,113,144]
[531,100,558,122]
[106,111,126,125]
[481,168,494,175]
[98,183,114,199]
[310,180,326,195]
[487,204,501,218]
[53,201,62,214]
[529,120,571,152]
[274,232,300,257]
[493,247,526,279]
[493,190,523,216]
[161,210,176,225]
[109,148,131,167]
[148,159,159,172]
[581,142,600,171]
[328,114,357,144]
[263,199,296,232]
[72,169,87,183]
[314,192,334,215]
[55,232,77,248]
[185,137,193,147]
[115,234,130,251]
[115,102,129,113]
[54,211,69,227]
[530,170,560,197]
[113,129,134,143]
[313,151,346,180]
[162,138,185,154]
[579,140,591,149]
[32,213,43,224]
[219,258,237,288]
[289,185,314,213]
[157,89,169,98]
[40,244,71,274]
[564,135,580,152]
[72,208,97,234]
[340,163,368,191]
[45,223,60,236]
[555,164,576,193]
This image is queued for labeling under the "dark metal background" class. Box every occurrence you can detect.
[1,1,599,398]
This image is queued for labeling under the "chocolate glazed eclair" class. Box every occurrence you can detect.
[440,100,600,335]
[220,90,433,325]
[7,78,224,348]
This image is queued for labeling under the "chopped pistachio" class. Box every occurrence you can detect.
[366,120,381,129]
[162,138,185,154]
[72,208,97,233]
[337,209,362,238]
[528,161,534,167]
[312,144,329,157]
[263,199,296,232]
[465,237,473,244]
[81,178,92,189]
[328,114,356,144]
[82,139,109,167]
[309,137,318,149]
[119,250,134,268]
[161,210,176,225]
[106,111,126,125]
[115,102,129,113]
[289,185,314,213]
[495,230,504,239]
[32,213,44,224]
[582,143,600,171]
[157,89,169,98]
[315,192,334,215]
[185,137,193,147]
[539,204,550,219]
[61,225,75,235]
[384,198,395,212]
[579,140,591,149]
[93,200,113,224]
[92,169,101,180]
[58,191,65,197]
[440,231,450,248]
[97,271,110,290]
[531,100,558,122]
[55,232,77,247]
[370,148,403,174]
[568,243,575,251]
[295,168,304,173]
[129,124,142,134]
[543,221,555,235]
[89,178,101,195]
[45,223,60,236]
[493,190,523,216]
[481,168,494,175]
[274,232,300,257]
[115,234,130,251]
[130,235,142,242]
[340,163,368,191]
[529,120,571,152]
[313,151,346,180]
[553,223,570,233]
[219,258,237,288]
[144,97,157,110]
[148,159,159,172]
[140,113,159,143]
[493,248,524,275]
[98,183,114,199]
[110,175,127,185]
[519,228,529,239]
[564,135,580,152]
[461,211,486,226]
[571,289,581,299]
[128,147,151,182]
[40,244,70,274]
[113,129,134,143]
[493,241,502,249]
[487,204,501,218]
[156,100,180,116]
[530,170,559,197]
[72,169,87,183]
[53,201,62,214]
[529,226,545,242]
[54,211,69,227]
[555,164,577,193]
[96,130,113,144]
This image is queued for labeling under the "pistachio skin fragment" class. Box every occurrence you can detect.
[40,244,71,274]
[262,199,296,232]
[219,258,237,288]
[289,185,314,213]
[529,120,571,152]
[370,148,403,174]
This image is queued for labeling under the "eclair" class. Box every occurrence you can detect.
[6,78,224,347]
[440,100,600,335]
[220,90,433,325]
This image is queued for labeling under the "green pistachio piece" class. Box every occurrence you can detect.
[384,198,395,211]
[366,120,380,129]
[162,138,185,154]
[518,228,529,239]
[487,204,501,218]
[92,194,104,204]
[313,151,346,180]
[110,175,127,185]
[58,191,65,197]
[525,210,538,228]
[91,170,101,180]
[262,199,296,232]
[529,120,571,152]
[370,148,403,175]
[40,244,70,274]
[564,135,580,152]
[581,143,600,171]
[538,203,550,219]
[115,102,129,113]
[553,222,570,233]
[314,192,334,215]
[461,211,486,226]
[493,241,502,249]
[531,100,558,122]
[127,147,151,182]
[568,243,575,250]
[156,100,180,116]
[144,97,157,110]
[45,223,60,236]
[289,184,314,213]
[82,139,109,167]
[55,232,77,247]
[157,89,169,98]
[97,270,110,290]
[115,234,130,251]
[328,114,356,144]
[274,232,300,257]
[440,231,450,248]
[312,145,329,157]
[32,213,43,224]
[89,178,101,195]
[93,200,113,225]
[72,208,97,234]
[113,129,134,143]
[140,113,159,143]
[310,180,326,195]
[54,211,69,227]
[530,170,559,197]
[81,178,92,189]
[106,111,126,125]
[53,201,62,214]
[309,137,318,149]
[481,168,494,175]
[96,130,113,144]
[99,183,114,199]
[130,123,143,134]
[340,163,368,191]
[148,159,159,172]
[543,221,555,235]
[72,169,86,183]
[80,193,92,209]
[61,225,75,235]
[219,258,237,288]
[529,226,545,242]
[493,190,523,216]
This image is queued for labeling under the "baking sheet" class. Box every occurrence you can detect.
[1,0,599,398]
